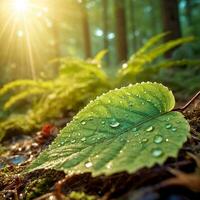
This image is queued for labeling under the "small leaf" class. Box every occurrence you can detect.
[27,82,190,176]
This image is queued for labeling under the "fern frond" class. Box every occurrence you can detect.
[0,114,38,141]
[118,35,195,83]
[0,79,52,97]
[145,36,194,62]
[4,88,47,110]
[93,50,108,63]
[148,59,200,73]
[134,32,169,57]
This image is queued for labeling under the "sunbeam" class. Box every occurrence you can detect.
[0,0,54,79]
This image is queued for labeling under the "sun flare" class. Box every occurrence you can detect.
[13,0,29,13]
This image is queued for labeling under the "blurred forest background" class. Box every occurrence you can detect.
[0,0,200,83]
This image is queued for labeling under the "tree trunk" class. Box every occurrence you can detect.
[102,0,109,64]
[80,0,92,58]
[161,0,181,57]
[161,0,181,41]
[115,0,128,63]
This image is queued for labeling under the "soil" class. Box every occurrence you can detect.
[0,97,200,200]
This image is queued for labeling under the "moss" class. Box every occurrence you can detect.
[0,145,6,156]
[69,191,96,200]
[24,177,54,200]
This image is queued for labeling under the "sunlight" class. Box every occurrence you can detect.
[0,0,54,79]
[14,0,29,13]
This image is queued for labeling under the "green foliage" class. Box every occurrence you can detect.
[0,34,198,142]
[118,34,198,84]
[0,144,6,156]
[27,82,190,176]
[24,178,53,200]
[0,57,111,141]
[69,192,96,200]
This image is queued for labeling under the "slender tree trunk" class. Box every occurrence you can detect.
[115,0,128,63]
[161,0,181,41]
[102,0,109,64]
[161,0,181,57]
[80,0,92,58]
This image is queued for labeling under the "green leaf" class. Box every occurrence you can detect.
[133,32,168,58]
[27,82,190,176]
[93,50,108,63]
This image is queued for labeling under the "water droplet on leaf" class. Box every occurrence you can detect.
[146,126,154,132]
[154,135,163,144]
[151,148,163,157]
[81,121,86,125]
[132,127,137,132]
[171,127,177,132]
[166,124,172,129]
[110,119,120,128]
[71,140,76,144]
[142,138,148,143]
[85,161,93,168]
[106,163,112,169]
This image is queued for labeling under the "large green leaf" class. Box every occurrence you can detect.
[27,82,190,176]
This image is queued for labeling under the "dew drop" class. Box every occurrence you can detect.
[81,137,86,142]
[132,127,137,132]
[146,126,154,132]
[106,163,112,169]
[166,124,172,129]
[81,121,86,125]
[61,141,65,145]
[71,140,76,144]
[166,117,170,121]
[154,135,163,144]
[85,161,93,168]
[110,120,120,128]
[142,138,148,143]
[101,121,105,125]
[151,148,163,157]
[171,127,177,132]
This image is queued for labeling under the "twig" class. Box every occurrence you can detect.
[54,175,72,200]
[173,91,200,112]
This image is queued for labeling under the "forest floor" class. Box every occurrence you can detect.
[0,97,200,200]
